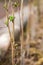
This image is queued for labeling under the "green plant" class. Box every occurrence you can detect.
[4,0,15,65]
[9,16,15,22]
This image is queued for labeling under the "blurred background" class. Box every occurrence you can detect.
[0,0,43,65]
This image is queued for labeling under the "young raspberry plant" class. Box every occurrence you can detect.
[9,16,15,22]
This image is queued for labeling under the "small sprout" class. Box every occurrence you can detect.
[5,20,8,26]
[12,2,19,7]
[9,16,15,22]
[3,3,8,10]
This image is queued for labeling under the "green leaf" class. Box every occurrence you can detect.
[5,20,8,26]
[9,16,15,22]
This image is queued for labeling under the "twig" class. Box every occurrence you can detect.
[4,0,14,65]
[20,0,25,65]
[26,1,32,56]
[5,0,11,42]
[10,1,15,65]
